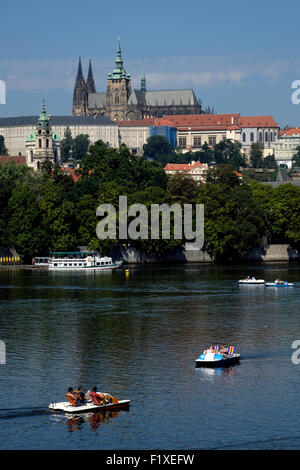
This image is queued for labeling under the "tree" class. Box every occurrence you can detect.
[250,143,263,168]
[61,127,73,163]
[205,164,240,188]
[262,154,277,169]
[166,172,199,204]
[292,146,300,167]
[143,135,174,164]
[0,135,8,155]
[213,139,245,167]
[72,134,90,160]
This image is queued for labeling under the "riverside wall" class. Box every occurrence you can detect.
[113,244,300,264]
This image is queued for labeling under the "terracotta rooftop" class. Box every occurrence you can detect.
[280,128,300,136]
[156,114,241,128]
[239,116,279,128]
[0,155,26,165]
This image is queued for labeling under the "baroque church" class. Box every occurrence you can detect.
[72,40,203,121]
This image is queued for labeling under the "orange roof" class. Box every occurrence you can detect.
[280,127,300,136]
[156,113,240,128]
[0,155,26,165]
[164,162,208,171]
[239,116,279,128]
[61,167,82,182]
[116,118,156,127]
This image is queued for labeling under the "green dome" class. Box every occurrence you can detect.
[26,130,36,142]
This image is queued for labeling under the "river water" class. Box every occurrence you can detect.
[0,263,299,450]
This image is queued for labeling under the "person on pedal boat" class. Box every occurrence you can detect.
[65,387,78,405]
[74,386,86,404]
[86,387,105,404]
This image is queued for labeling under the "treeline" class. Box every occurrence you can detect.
[0,140,299,263]
[143,136,277,171]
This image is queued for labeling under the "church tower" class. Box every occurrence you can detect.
[106,38,131,120]
[25,100,61,171]
[86,59,96,93]
[141,59,146,93]
[72,57,88,116]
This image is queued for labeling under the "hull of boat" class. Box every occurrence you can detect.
[239,280,265,284]
[195,354,240,368]
[49,399,130,413]
[48,263,123,271]
[265,283,293,287]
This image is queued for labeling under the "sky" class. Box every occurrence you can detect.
[1,0,300,127]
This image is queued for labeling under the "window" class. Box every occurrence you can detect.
[38,139,42,148]
[259,131,263,142]
[178,137,186,148]
[270,132,273,142]
[193,137,201,148]
[242,132,246,143]
[46,139,49,148]
[250,132,254,142]
[265,132,269,142]
[208,136,216,146]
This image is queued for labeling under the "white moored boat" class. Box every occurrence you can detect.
[48,251,123,271]
[239,277,265,285]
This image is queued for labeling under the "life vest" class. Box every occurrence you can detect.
[65,393,77,406]
[90,391,103,405]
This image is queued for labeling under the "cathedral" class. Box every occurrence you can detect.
[72,40,202,121]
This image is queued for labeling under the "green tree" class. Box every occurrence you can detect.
[0,135,8,155]
[250,143,264,168]
[166,172,199,204]
[72,134,90,160]
[143,135,174,164]
[213,139,245,167]
[292,146,300,167]
[61,126,73,163]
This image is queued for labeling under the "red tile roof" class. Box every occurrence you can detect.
[0,155,26,165]
[280,128,300,136]
[116,118,156,127]
[156,114,240,128]
[164,162,208,171]
[239,116,279,128]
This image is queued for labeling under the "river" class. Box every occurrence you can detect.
[0,263,299,449]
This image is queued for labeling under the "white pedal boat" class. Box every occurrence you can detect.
[265,281,294,288]
[239,278,265,284]
[49,399,130,414]
[195,346,240,368]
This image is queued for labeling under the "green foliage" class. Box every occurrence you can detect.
[143,135,174,164]
[250,143,264,168]
[72,134,90,160]
[292,146,300,167]
[0,135,8,155]
[61,127,73,163]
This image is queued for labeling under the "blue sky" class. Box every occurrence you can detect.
[1,0,300,127]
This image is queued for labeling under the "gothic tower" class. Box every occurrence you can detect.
[106,38,132,120]
[86,59,96,93]
[72,57,88,116]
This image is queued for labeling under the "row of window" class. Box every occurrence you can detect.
[52,261,111,267]
[242,131,277,143]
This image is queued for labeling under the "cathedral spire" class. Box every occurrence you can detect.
[141,58,146,93]
[86,59,96,93]
[76,56,85,83]
[72,57,88,116]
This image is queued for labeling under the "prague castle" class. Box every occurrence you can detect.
[72,39,202,121]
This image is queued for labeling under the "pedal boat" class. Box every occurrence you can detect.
[49,399,130,414]
[195,348,240,368]
[239,278,265,285]
[265,281,294,288]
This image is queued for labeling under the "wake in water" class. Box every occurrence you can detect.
[0,406,49,420]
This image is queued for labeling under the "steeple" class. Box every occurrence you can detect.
[109,38,131,80]
[72,56,88,116]
[86,59,96,93]
[141,59,146,93]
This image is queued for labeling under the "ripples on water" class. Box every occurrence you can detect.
[0,263,299,449]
